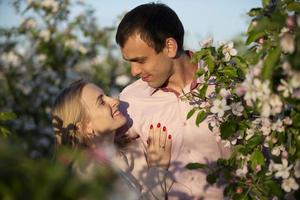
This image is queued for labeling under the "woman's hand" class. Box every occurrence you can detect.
[146,123,172,170]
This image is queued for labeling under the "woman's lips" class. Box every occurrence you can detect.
[112,110,122,118]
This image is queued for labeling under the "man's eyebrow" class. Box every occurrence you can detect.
[96,94,103,105]
[123,56,146,62]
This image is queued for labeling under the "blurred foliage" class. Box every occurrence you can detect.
[0,140,117,200]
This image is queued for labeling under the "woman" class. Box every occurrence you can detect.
[52,79,172,199]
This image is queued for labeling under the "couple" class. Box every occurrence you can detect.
[52,3,230,200]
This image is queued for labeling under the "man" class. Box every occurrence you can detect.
[115,3,229,199]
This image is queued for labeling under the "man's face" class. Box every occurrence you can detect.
[121,33,173,88]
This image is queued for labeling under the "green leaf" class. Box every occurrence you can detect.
[0,112,17,121]
[246,31,266,45]
[196,68,205,77]
[0,127,11,138]
[262,46,281,80]
[187,108,196,120]
[220,66,238,78]
[250,149,265,171]
[186,163,206,170]
[264,179,283,197]
[291,111,300,128]
[191,49,205,63]
[245,135,263,151]
[287,2,300,12]
[220,120,238,140]
[262,0,270,7]
[247,8,262,17]
[206,173,217,184]
[204,51,215,74]
[198,84,208,99]
[196,111,207,126]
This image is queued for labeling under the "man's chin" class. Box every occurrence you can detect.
[147,81,161,89]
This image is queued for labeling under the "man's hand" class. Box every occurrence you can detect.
[146,123,172,170]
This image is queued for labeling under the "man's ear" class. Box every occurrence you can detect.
[164,37,178,58]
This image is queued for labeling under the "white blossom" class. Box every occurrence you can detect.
[1,51,21,67]
[245,128,255,140]
[64,39,78,49]
[282,61,292,76]
[277,79,293,97]
[39,29,51,42]
[273,158,293,179]
[231,102,244,116]
[271,145,284,156]
[291,73,300,88]
[261,118,272,136]
[261,101,271,118]
[36,54,47,63]
[78,45,87,54]
[115,74,131,86]
[236,164,248,177]
[210,99,230,118]
[200,37,213,48]
[281,177,299,192]
[222,42,237,62]
[219,88,231,99]
[250,60,263,77]
[23,18,37,29]
[41,0,59,13]
[269,94,283,114]
[267,160,276,175]
[283,117,292,126]
[280,33,295,54]
[272,119,284,132]
[91,55,106,66]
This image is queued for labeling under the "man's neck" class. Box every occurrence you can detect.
[166,52,197,93]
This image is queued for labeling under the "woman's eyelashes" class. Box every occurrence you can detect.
[96,95,105,106]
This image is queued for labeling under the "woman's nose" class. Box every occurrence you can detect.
[109,97,119,108]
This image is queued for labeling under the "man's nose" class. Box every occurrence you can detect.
[130,64,142,77]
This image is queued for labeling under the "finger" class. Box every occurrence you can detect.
[148,124,154,148]
[165,134,172,153]
[160,126,167,148]
[153,123,161,148]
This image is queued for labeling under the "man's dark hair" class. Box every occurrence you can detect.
[115,3,184,53]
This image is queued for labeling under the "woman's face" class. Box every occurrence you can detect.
[80,83,126,134]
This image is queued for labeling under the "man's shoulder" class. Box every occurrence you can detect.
[120,79,152,100]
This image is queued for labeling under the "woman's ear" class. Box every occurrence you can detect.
[164,37,178,58]
[76,121,92,134]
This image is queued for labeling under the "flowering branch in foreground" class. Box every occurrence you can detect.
[186,0,300,199]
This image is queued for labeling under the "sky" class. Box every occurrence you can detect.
[0,0,262,50]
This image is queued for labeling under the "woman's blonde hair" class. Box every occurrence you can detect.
[52,80,90,149]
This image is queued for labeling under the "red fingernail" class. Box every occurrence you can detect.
[163,126,166,132]
[150,124,153,129]
[168,135,172,139]
[157,123,161,128]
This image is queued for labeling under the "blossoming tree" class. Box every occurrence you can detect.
[187,0,300,199]
[0,0,131,157]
